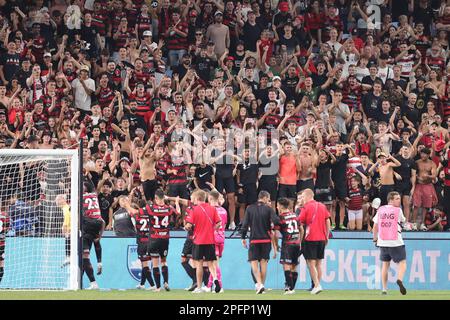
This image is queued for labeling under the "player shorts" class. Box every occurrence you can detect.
[167,183,190,199]
[280,244,301,265]
[192,244,216,261]
[215,176,235,194]
[248,242,271,262]
[181,238,193,258]
[278,184,297,199]
[137,242,150,261]
[379,245,406,263]
[82,218,103,250]
[302,241,326,260]
[237,183,258,205]
[314,187,334,204]
[296,179,315,193]
[258,178,278,201]
[395,181,412,197]
[143,179,159,201]
[0,244,5,261]
[215,242,224,258]
[412,184,438,208]
[348,209,363,221]
[148,239,169,258]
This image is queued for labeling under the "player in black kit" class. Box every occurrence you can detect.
[126,196,156,290]
[81,181,105,290]
[274,198,304,294]
[145,189,180,292]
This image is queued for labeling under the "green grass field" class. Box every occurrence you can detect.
[0,289,448,300]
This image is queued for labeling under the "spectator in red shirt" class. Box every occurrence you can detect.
[298,188,331,295]
[184,189,222,293]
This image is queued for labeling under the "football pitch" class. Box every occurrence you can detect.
[0,289,448,300]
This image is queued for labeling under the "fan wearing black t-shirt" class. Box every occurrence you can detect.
[394,145,417,223]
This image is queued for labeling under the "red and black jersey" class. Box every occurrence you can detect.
[31,36,47,62]
[0,212,10,247]
[276,211,301,245]
[96,86,115,109]
[82,193,102,220]
[415,35,430,62]
[146,204,178,239]
[32,111,48,125]
[130,93,152,117]
[343,84,362,111]
[427,54,445,74]
[132,70,151,88]
[263,114,281,131]
[41,93,61,118]
[305,12,324,31]
[167,154,188,185]
[321,15,343,42]
[166,21,188,50]
[347,187,364,210]
[156,152,170,182]
[425,208,447,228]
[114,30,131,52]
[136,14,152,38]
[111,11,127,35]
[134,207,151,243]
[92,13,108,36]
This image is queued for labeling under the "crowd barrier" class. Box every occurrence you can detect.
[1,234,448,290]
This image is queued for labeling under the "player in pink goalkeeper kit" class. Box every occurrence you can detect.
[207,191,227,291]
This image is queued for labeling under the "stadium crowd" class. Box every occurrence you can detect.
[0,0,449,234]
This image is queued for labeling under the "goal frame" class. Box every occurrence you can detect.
[0,148,80,290]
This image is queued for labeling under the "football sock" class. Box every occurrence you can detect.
[162,265,169,284]
[181,261,196,281]
[83,258,95,282]
[202,267,210,286]
[0,266,4,283]
[140,266,148,286]
[145,266,155,287]
[94,241,102,263]
[284,270,292,290]
[292,271,299,289]
[153,267,161,288]
[65,237,70,257]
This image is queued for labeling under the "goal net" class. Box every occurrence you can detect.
[0,149,79,290]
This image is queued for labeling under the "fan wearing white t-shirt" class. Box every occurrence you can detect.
[372,191,408,296]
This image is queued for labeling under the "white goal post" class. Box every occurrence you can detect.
[0,149,80,290]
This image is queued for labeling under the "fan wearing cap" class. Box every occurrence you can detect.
[71,64,95,114]
[140,30,158,53]
[206,11,230,57]
[272,1,291,34]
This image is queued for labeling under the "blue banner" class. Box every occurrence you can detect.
[85,238,450,290]
[1,238,448,290]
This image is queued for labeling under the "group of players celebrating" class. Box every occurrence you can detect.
[78,175,314,294]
